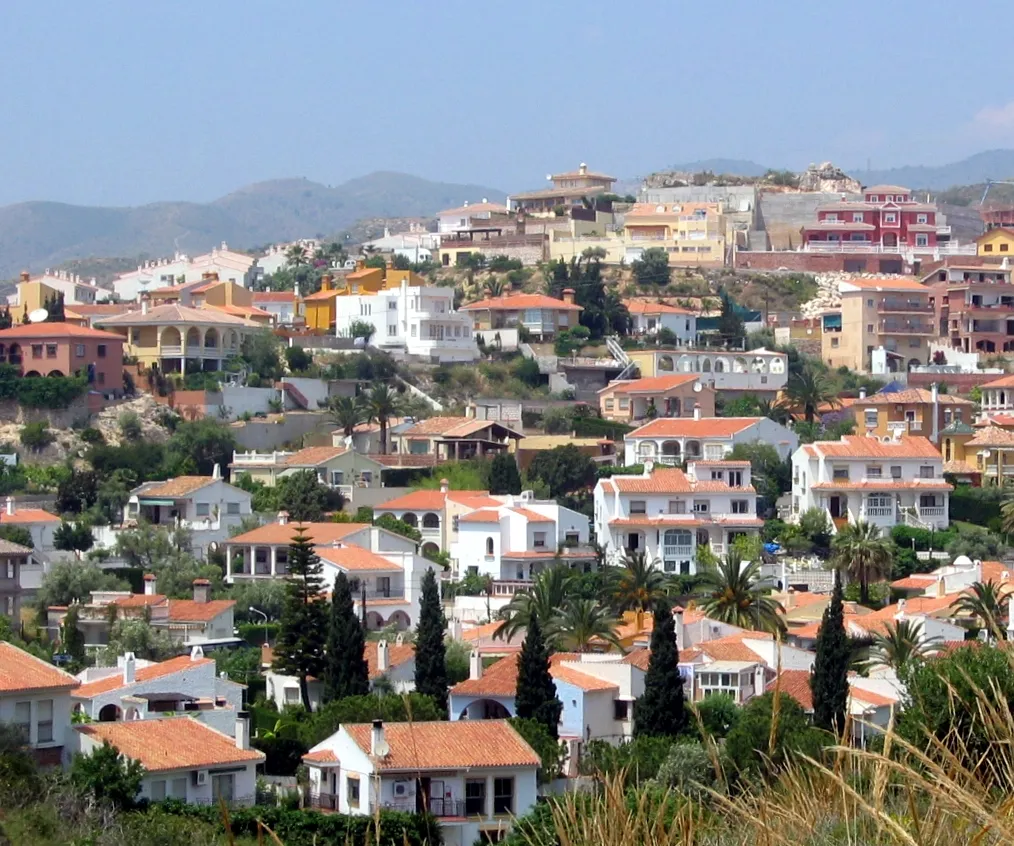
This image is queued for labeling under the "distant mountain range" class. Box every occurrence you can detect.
[0,172,506,280]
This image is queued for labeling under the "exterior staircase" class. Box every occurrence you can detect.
[279,381,309,410]
[606,336,637,380]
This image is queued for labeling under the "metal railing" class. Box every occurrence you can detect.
[308,792,339,811]
[861,506,895,518]
[878,321,934,334]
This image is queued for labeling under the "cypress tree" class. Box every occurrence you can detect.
[633,597,686,737]
[489,452,522,495]
[810,570,849,735]
[322,572,369,702]
[414,568,448,713]
[62,606,86,668]
[515,616,562,739]
[272,529,328,711]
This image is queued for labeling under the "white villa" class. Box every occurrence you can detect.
[623,415,799,465]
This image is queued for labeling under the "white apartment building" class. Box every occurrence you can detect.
[334,280,478,362]
[111,244,257,302]
[593,462,763,573]
[624,415,799,465]
[791,435,951,531]
[627,347,789,398]
[979,374,1014,418]
[436,200,509,234]
[623,300,697,343]
[251,291,300,325]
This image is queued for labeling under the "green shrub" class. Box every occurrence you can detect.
[20,422,53,452]
[118,412,142,440]
[79,427,105,444]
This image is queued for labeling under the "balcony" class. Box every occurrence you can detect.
[917,506,946,518]
[381,798,468,818]
[860,506,896,520]
[880,301,934,313]
[878,321,934,335]
[663,545,694,559]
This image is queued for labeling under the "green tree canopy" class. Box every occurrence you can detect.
[515,617,562,739]
[70,740,144,810]
[810,573,849,736]
[527,444,597,498]
[633,598,685,737]
[36,561,128,610]
[631,247,671,286]
[322,572,369,702]
[414,568,448,712]
[488,452,523,495]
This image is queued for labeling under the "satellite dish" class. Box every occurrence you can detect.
[693,382,702,392]
[28,308,48,323]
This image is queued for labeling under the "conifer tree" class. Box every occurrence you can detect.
[51,292,66,322]
[514,616,562,739]
[489,452,522,495]
[810,570,850,735]
[62,605,86,668]
[322,572,369,702]
[633,597,686,737]
[272,529,328,710]
[414,568,448,712]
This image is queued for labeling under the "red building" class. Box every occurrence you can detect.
[801,185,951,254]
[0,324,125,394]
[924,264,1014,353]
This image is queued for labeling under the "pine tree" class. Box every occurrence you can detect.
[62,606,86,668]
[810,570,850,736]
[322,572,369,702]
[489,452,523,496]
[514,616,562,739]
[633,598,686,737]
[272,529,328,710]
[414,568,448,713]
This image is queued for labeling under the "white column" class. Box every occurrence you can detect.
[226,546,233,580]
[270,546,278,577]
[249,545,256,575]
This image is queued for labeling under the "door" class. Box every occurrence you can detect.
[416,776,430,814]
[626,532,640,552]
[829,496,843,519]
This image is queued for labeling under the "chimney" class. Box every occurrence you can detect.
[192,579,211,603]
[579,162,588,175]
[371,719,387,756]
[122,652,136,684]
[561,287,575,305]
[897,598,907,619]
[673,606,684,649]
[143,573,157,595]
[278,510,289,525]
[190,645,204,661]
[481,197,488,204]
[1008,595,1014,639]
[235,711,250,750]
[377,639,389,673]
[5,497,13,517]
[785,587,796,610]
[859,387,867,400]
[931,383,940,444]
[936,577,946,598]
[321,274,333,292]
[693,405,701,420]
[212,463,221,480]
[395,632,405,646]
[448,618,462,640]
[440,478,449,494]
[643,459,654,474]
[754,664,766,698]
[469,649,483,680]
[19,271,29,284]
[141,299,149,315]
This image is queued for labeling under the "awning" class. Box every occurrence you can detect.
[139,499,176,507]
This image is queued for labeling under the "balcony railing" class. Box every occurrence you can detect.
[861,506,895,518]
[381,798,468,817]
[917,506,946,518]
[663,545,694,559]
[308,792,339,811]
[881,301,934,313]
[878,322,934,335]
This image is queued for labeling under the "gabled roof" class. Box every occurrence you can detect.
[0,538,33,555]
[768,669,814,712]
[74,654,214,699]
[96,303,260,328]
[1,507,61,525]
[605,467,754,494]
[839,277,929,293]
[601,374,701,395]
[0,324,125,341]
[966,426,1014,448]
[166,598,236,623]
[0,642,79,694]
[315,545,403,573]
[940,420,976,435]
[627,417,766,439]
[225,521,369,546]
[806,435,942,460]
[458,509,503,524]
[252,291,297,303]
[459,293,582,312]
[510,507,554,523]
[860,389,972,406]
[982,374,1014,389]
[134,476,217,498]
[437,201,509,217]
[622,299,694,316]
[76,719,264,772]
[341,720,540,771]
[364,641,415,678]
[400,416,524,439]
[373,489,502,512]
[281,446,350,467]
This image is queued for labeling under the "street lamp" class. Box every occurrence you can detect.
[249,606,269,646]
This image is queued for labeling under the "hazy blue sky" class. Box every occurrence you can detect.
[0,0,1007,207]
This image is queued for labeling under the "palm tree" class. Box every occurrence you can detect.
[1000,496,1014,535]
[495,566,576,642]
[867,619,940,671]
[609,550,668,613]
[485,276,509,298]
[831,521,893,607]
[759,398,793,427]
[547,598,623,653]
[696,552,784,634]
[952,579,1012,641]
[785,362,839,424]
[328,396,364,440]
[363,384,401,455]
[285,243,308,268]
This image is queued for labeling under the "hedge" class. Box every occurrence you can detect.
[572,416,633,440]
[949,485,1006,527]
[0,364,88,408]
[238,621,281,647]
[156,800,442,846]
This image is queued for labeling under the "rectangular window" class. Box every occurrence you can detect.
[97,344,106,358]
[614,699,630,720]
[864,410,877,427]
[13,701,30,740]
[884,213,897,223]
[150,779,167,801]
[669,500,685,514]
[171,777,188,798]
[388,300,397,310]
[533,531,546,548]
[31,344,42,358]
[916,234,929,247]
[465,779,486,816]
[692,500,709,513]
[493,777,514,815]
[831,337,839,348]
[731,500,749,514]
[920,466,935,479]
[36,699,53,743]
[710,470,724,481]
[97,372,105,385]
[410,325,417,337]
[331,470,344,486]
[387,325,396,337]
[986,244,995,252]
[75,344,85,357]
[347,776,361,808]
[852,212,864,222]
[195,502,210,517]
[360,470,373,484]
[832,467,849,480]
[46,344,57,358]
[629,500,646,515]
[917,214,928,224]
[891,466,902,479]
[564,531,579,546]
[866,465,882,478]
[604,399,614,410]
[226,502,240,515]
[618,398,629,410]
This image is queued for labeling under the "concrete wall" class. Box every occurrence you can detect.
[218,386,279,418]
[231,412,334,450]
[283,377,332,409]
[735,250,908,274]
[342,487,412,512]
[476,328,519,351]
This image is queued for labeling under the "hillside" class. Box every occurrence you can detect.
[0,172,505,279]
[850,150,1014,191]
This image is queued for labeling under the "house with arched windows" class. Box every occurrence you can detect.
[624,346,788,400]
[623,414,798,465]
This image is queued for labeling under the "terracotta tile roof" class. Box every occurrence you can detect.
[698,636,764,663]
[982,374,1014,389]
[74,655,214,699]
[437,201,509,217]
[135,476,216,498]
[975,414,1014,427]
[890,574,936,590]
[211,304,274,319]
[0,507,60,524]
[400,416,474,436]
[68,304,139,317]
[860,390,972,406]
[369,454,440,467]
[458,509,502,524]
[96,303,260,328]
[281,446,348,466]
[943,460,979,475]
[551,664,618,692]
[342,720,540,770]
[602,375,701,396]
[373,490,448,511]
[447,492,504,507]
[689,460,752,468]
[226,522,369,546]
[167,598,235,623]
[252,291,297,303]
[364,641,415,679]
[303,288,340,302]
[0,324,124,341]
[76,719,264,772]
[623,300,694,316]
[302,748,338,763]
[113,593,166,609]
[451,654,520,697]
[315,546,403,572]
[552,166,616,181]
[841,277,930,292]
[622,649,652,671]
[850,687,897,708]
[0,642,79,694]
[608,467,755,494]
[0,538,32,555]
[627,417,766,439]
[509,507,554,523]
[808,435,942,459]
[459,293,582,312]
[768,669,814,711]
[968,426,1014,447]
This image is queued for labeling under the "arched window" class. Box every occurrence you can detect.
[701,358,712,372]
[401,512,418,528]
[638,441,656,457]
[422,512,440,529]
[663,529,692,550]
[658,355,674,372]
[485,537,494,556]
[685,440,702,458]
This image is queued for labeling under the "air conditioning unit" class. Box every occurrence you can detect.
[393,780,410,798]
[194,769,209,786]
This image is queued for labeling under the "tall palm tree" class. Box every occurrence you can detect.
[952,579,1012,642]
[696,552,784,634]
[759,398,793,427]
[785,362,839,424]
[867,619,940,672]
[831,521,893,607]
[495,566,576,642]
[547,598,623,653]
[363,384,401,455]
[609,550,668,613]
[1000,496,1014,535]
[285,243,308,268]
[328,396,364,440]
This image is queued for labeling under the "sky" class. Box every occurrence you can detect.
[0,0,1010,208]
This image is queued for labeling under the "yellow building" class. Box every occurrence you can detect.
[820,277,935,374]
[9,273,62,323]
[976,228,1014,257]
[847,388,974,444]
[966,425,1014,485]
[303,265,427,331]
[190,276,273,325]
[938,420,978,481]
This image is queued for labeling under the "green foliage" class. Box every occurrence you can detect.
[0,722,42,808]
[697,552,784,633]
[104,618,178,662]
[56,469,98,514]
[414,568,448,712]
[275,468,333,522]
[832,520,894,606]
[117,412,143,441]
[36,560,128,609]
[580,735,675,786]
[528,444,597,497]
[634,598,686,737]
[0,525,32,548]
[300,693,444,750]
[284,345,313,373]
[19,422,53,452]
[272,529,329,710]
[655,740,717,800]
[508,717,564,784]
[632,247,671,286]
[0,365,87,409]
[513,357,542,388]
[347,319,377,342]
[230,579,288,623]
[539,406,573,435]
[240,329,283,380]
[515,617,562,739]
[811,575,849,735]
[414,459,491,491]
[689,692,740,739]
[163,418,237,476]
[375,513,422,542]
[946,523,1006,560]
[53,521,94,555]
[716,290,746,346]
[488,452,522,495]
[797,507,832,550]
[571,415,633,440]
[322,572,369,701]
[61,605,87,667]
[70,740,145,810]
